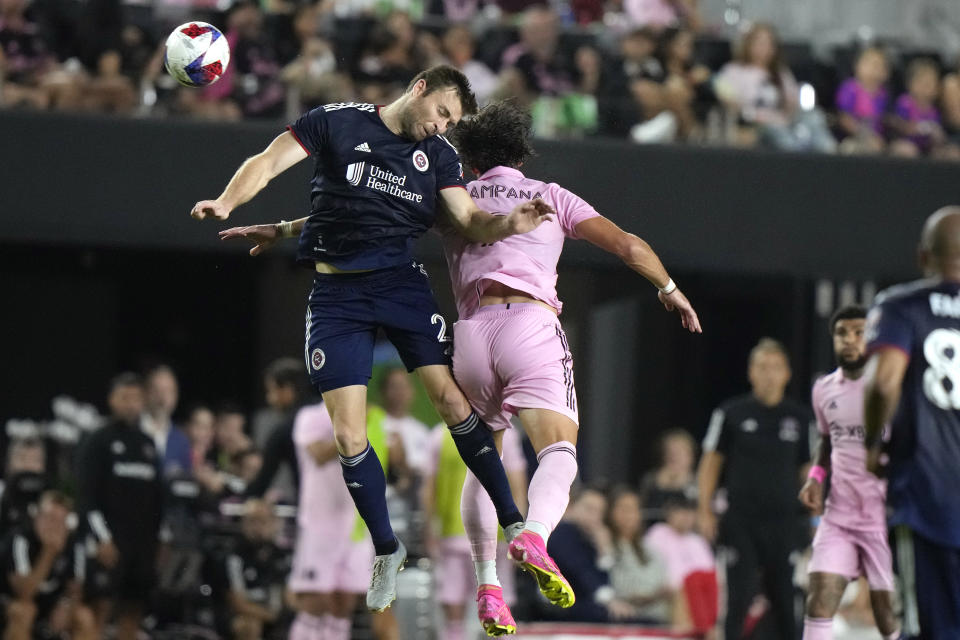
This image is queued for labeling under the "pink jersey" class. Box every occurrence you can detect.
[812,369,887,531]
[293,403,355,533]
[442,166,601,319]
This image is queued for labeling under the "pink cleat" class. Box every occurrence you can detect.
[508,531,575,608]
[477,584,517,636]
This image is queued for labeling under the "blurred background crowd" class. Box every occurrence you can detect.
[0,337,881,639]
[4,0,960,158]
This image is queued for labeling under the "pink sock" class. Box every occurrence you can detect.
[323,614,351,640]
[525,441,578,540]
[289,612,324,640]
[461,470,498,563]
[443,617,466,640]
[802,616,833,640]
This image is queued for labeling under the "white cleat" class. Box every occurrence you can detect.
[367,539,407,612]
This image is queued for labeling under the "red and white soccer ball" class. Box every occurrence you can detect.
[164,21,231,87]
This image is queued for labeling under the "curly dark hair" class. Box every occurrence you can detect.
[449,100,536,175]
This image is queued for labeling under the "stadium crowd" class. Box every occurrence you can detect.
[3,0,960,158]
[1,332,887,639]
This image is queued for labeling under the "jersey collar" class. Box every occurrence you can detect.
[478,166,525,181]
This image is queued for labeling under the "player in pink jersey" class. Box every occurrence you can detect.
[797,306,901,640]
[287,402,375,640]
[445,100,701,635]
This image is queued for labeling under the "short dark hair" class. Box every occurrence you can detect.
[829,305,867,333]
[407,65,478,117]
[748,337,790,367]
[109,372,142,395]
[264,357,306,394]
[450,100,536,174]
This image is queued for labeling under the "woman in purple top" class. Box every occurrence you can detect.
[889,58,960,159]
[835,47,889,154]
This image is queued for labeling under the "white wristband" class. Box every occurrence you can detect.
[277,220,295,238]
[659,278,677,295]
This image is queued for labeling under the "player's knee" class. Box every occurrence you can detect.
[6,599,37,630]
[805,590,838,618]
[333,423,368,456]
[428,382,469,424]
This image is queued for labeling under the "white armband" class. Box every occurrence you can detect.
[659,278,677,295]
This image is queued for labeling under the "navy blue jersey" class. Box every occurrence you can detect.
[287,102,466,271]
[866,278,960,547]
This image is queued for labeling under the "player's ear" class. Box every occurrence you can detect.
[411,78,427,97]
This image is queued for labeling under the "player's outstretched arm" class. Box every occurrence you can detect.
[218,217,308,256]
[575,216,702,333]
[438,187,554,243]
[798,437,831,513]
[863,347,908,475]
[191,131,308,221]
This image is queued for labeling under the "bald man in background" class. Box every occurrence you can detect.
[864,206,960,640]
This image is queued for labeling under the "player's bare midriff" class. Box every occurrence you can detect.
[315,262,376,274]
[479,281,557,314]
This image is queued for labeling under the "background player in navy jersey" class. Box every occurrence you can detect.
[190,65,553,611]
[864,205,960,640]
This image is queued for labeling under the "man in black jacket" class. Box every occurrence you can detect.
[76,373,163,640]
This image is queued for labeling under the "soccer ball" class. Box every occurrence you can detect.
[164,22,230,87]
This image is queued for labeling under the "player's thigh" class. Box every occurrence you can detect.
[375,263,452,372]
[493,311,579,429]
[450,318,502,421]
[330,591,361,619]
[322,385,371,453]
[515,408,578,453]
[293,592,332,617]
[305,290,377,395]
[808,521,861,583]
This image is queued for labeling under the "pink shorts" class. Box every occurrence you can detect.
[436,537,517,605]
[452,303,578,431]
[808,519,895,591]
[288,526,374,594]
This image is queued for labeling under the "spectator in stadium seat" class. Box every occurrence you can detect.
[142,364,192,478]
[195,403,250,495]
[75,373,163,640]
[639,428,697,527]
[889,58,960,159]
[547,485,637,622]
[0,438,48,531]
[622,0,703,33]
[441,25,499,106]
[184,404,215,472]
[80,50,137,114]
[834,47,889,154]
[0,491,95,640]
[225,499,287,640]
[598,27,665,137]
[605,487,674,625]
[942,58,960,143]
[500,6,575,101]
[658,27,713,138]
[714,23,835,153]
[0,0,55,109]
[644,495,717,632]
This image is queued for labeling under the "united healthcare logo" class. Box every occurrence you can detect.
[345,162,424,203]
[346,161,366,186]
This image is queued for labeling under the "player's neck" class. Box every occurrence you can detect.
[752,390,783,407]
[379,100,406,138]
[841,367,865,381]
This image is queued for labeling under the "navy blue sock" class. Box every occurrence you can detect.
[340,443,398,556]
[448,412,523,529]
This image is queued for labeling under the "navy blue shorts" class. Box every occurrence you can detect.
[892,525,960,639]
[304,261,452,392]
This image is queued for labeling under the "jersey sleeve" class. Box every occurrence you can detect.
[550,184,602,238]
[287,106,330,156]
[702,406,732,454]
[435,136,465,191]
[293,405,334,446]
[866,299,914,358]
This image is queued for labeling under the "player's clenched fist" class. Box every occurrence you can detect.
[191,199,231,220]
[506,198,554,234]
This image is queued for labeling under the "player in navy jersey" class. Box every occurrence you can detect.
[190,65,552,612]
[864,205,960,640]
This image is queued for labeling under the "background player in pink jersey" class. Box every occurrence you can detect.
[445,100,701,634]
[797,306,900,640]
[287,402,382,640]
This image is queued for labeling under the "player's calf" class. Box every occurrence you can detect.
[868,590,901,639]
[805,572,847,619]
